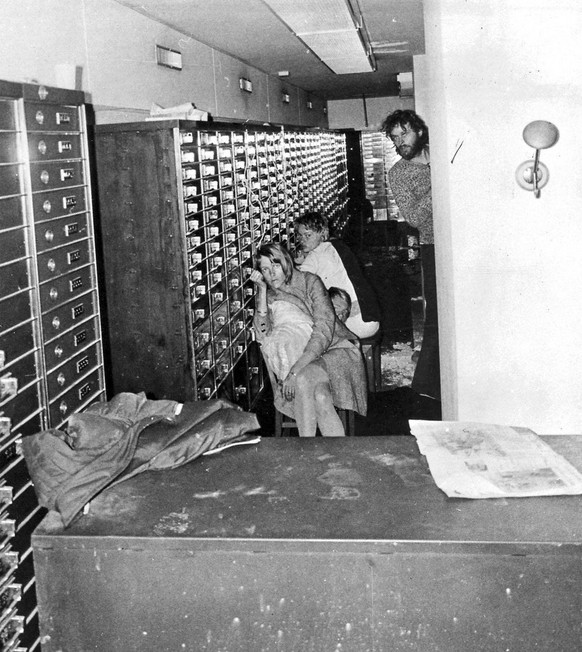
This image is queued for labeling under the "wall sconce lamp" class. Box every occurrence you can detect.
[516,120,559,198]
[282,92,290,104]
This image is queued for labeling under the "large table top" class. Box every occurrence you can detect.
[33,435,582,554]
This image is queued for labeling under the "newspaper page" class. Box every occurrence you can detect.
[409,420,582,499]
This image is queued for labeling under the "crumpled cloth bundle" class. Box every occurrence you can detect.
[22,392,260,527]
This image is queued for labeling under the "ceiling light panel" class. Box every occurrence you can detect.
[262,0,374,74]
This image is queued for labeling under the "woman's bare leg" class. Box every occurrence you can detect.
[294,364,345,437]
[313,381,345,437]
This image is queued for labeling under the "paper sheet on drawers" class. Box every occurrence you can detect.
[409,420,582,498]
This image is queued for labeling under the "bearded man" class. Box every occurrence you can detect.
[382,109,440,403]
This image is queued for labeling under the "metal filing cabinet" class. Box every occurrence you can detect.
[94,120,348,409]
[0,80,106,650]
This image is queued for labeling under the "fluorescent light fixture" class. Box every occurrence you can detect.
[263,0,375,74]
[239,77,253,93]
[156,45,182,70]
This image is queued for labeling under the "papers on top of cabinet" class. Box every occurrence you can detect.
[409,420,582,499]
[147,102,209,121]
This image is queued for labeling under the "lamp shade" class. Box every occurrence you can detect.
[523,121,559,150]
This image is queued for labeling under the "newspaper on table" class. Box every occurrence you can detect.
[409,420,582,499]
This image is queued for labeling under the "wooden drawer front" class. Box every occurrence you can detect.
[37,241,90,282]
[0,132,18,164]
[41,293,96,339]
[47,343,100,399]
[32,187,87,223]
[44,318,98,372]
[0,259,30,298]
[49,369,101,426]
[0,195,24,231]
[0,99,16,131]
[0,382,42,431]
[0,321,35,367]
[0,292,32,333]
[23,103,79,132]
[0,163,21,197]
[39,266,93,311]
[34,213,89,252]
[0,226,26,266]
[30,160,84,192]
[27,132,82,162]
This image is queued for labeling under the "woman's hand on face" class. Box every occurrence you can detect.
[249,269,267,289]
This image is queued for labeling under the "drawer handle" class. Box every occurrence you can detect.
[57,372,66,387]
[47,259,56,273]
[73,329,87,346]
[43,200,52,214]
[52,316,61,330]
[44,229,54,242]
[59,400,68,415]
[78,383,91,400]
[49,287,59,301]
[56,112,71,125]
[76,356,89,373]
[35,110,45,125]
[69,277,83,292]
[37,140,47,155]
[40,170,50,184]
[63,196,77,210]
[54,345,64,358]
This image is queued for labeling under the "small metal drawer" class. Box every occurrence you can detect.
[37,241,89,282]
[12,410,43,438]
[34,213,89,252]
[0,99,16,131]
[44,318,98,372]
[32,187,87,223]
[0,320,35,368]
[41,292,97,339]
[23,102,79,132]
[46,343,100,399]
[0,195,24,231]
[39,266,93,311]
[48,369,102,426]
[0,163,20,197]
[29,160,85,192]
[0,259,30,298]
[0,382,42,433]
[0,291,33,334]
[0,132,18,165]
[27,132,82,162]
[0,226,26,266]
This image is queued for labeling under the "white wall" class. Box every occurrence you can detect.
[0,0,327,127]
[418,0,582,433]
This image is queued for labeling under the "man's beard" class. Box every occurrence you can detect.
[398,135,424,160]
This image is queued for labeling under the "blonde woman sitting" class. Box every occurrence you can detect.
[250,243,366,437]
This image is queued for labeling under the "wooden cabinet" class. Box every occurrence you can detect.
[94,120,348,409]
[0,80,106,650]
